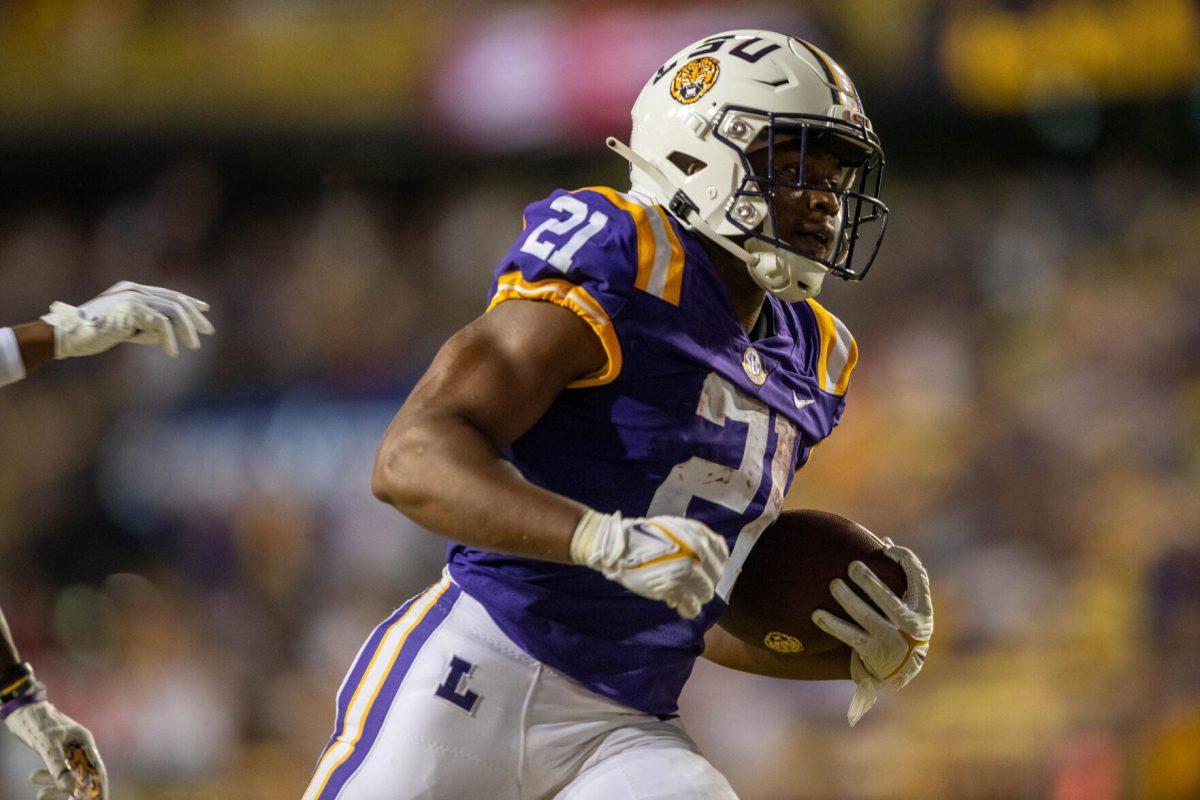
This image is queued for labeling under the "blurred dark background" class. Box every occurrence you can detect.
[1,1,1199,798]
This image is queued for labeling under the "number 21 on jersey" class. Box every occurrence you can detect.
[648,372,797,601]
[520,195,609,272]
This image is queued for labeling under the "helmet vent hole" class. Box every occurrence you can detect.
[667,152,707,176]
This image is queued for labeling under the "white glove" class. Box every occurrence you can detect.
[5,698,107,800]
[570,510,729,619]
[811,540,933,726]
[42,280,213,360]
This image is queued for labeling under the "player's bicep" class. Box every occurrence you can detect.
[400,298,606,447]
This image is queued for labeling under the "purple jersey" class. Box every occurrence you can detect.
[447,187,858,716]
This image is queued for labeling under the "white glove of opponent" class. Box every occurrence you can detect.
[42,281,213,360]
[811,540,933,726]
[5,697,107,799]
[571,510,729,619]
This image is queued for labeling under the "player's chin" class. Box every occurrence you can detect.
[787,233,833,261]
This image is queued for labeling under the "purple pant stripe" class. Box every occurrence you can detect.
[317,580,461,798]
[327,589,426,739]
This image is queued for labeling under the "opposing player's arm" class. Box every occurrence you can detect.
[702,624,851,680]
[2,283,213,390]
[372,299,606,563]
[10,322,55,374]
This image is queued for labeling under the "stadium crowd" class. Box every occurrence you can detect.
[0,151,1197,798]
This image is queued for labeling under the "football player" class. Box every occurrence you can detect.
[305,31,932,799]
[1,281,213,799]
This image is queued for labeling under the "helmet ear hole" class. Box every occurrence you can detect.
[667,152,707,176]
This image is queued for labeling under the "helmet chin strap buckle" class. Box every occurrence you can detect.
[668,191,699,221]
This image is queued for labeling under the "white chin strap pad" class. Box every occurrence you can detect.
[745,240,827,301]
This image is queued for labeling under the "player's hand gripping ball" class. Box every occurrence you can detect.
[813,541,933,725]
[718,510,907,656]
[720,510,932,725]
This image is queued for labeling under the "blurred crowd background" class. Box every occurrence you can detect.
[2,1,1199,798]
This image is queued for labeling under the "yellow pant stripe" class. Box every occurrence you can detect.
[487,272,623,387]
[302,577,452,800]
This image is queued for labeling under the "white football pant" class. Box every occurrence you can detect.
[303,569,738,800]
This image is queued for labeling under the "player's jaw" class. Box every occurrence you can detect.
[788,219,837,260]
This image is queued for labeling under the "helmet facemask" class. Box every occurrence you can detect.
[714,106,889,283]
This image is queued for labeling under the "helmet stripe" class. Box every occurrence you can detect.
[792,39,841,106]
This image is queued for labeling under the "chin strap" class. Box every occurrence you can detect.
[745,240,826,300]
[606,137,825,300]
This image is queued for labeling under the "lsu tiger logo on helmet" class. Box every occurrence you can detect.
[670,57,720,105]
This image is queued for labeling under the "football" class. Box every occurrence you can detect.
[719,509,907,656]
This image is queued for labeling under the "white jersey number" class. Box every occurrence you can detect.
[647,373,797,600]
[520,195,609,272]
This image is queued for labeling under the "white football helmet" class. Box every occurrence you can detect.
[607,30,888,300]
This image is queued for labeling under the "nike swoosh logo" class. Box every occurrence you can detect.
[793,391,815,410]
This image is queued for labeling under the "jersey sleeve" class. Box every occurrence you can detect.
[486,188,652,388]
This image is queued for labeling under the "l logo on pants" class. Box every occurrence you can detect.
[435,655,481,714]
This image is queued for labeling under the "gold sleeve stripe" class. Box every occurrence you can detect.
[487,272,623,388]
[806,298,858,395]
[649,204,685,305]
[577,186,684,306]
[578,186,656,295]
[301,577,452,800]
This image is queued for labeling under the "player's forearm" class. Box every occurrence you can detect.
[702,623,851,680]
[373,412,586,563]
[12,322,54,373]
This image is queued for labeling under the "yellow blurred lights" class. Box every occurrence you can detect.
[943,0,1200,112]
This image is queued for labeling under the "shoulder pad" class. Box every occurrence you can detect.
[572,187,686,306]
[804,298,858,395]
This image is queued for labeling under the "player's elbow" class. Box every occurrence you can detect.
[370,453,398,506]
[371,426,428,511]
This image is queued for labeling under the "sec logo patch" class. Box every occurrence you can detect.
[671,57,720,105]
[741,346,767,386]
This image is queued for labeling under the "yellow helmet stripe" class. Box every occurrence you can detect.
[793,39,841,104]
